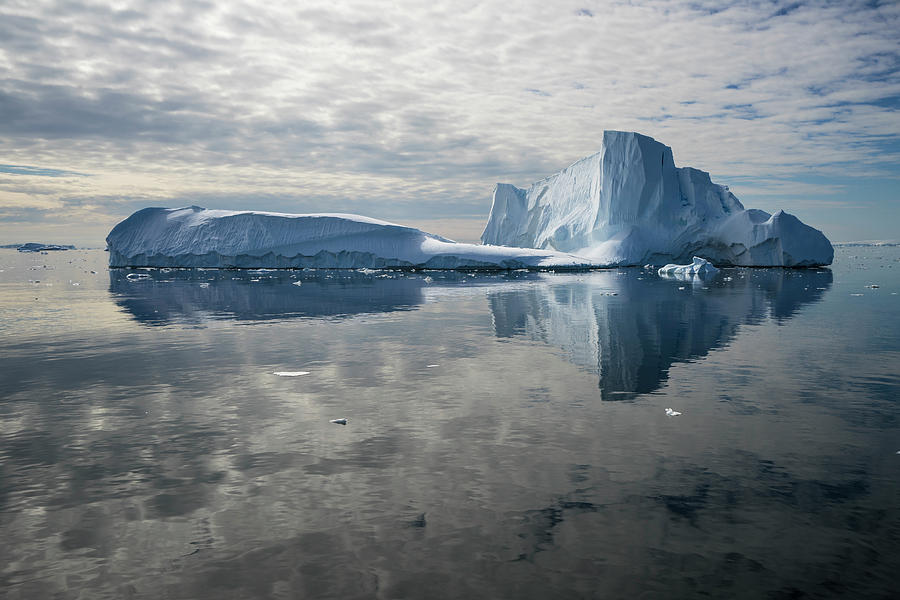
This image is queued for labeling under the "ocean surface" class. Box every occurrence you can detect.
[1,247,898,599]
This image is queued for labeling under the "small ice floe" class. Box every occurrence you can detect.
[723,276,733,281]
[850,293,863,297]
[199,282,209,288]
[678,286,686,290]
[665,408,682,417]
[426,364,439,368]
[659,257,719,278]
[330,418,348,425]
[273,371,310,377]
[865,284,879,288]
[423,276,433,283]
[126,272,151,281]
[71,282,80,286]
[292,281,302,286]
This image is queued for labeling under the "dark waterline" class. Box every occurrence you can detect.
[1,248,898,599]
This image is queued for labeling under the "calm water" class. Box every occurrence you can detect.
[1,248,898,599]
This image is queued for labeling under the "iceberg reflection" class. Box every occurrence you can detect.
[488,268,832,399]
[108,269,544,325]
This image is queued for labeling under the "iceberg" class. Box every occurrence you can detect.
[106,206,593,270]
[658,257,720,277]
[481,131,833,267]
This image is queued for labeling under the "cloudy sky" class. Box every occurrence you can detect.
[1,0,898,245]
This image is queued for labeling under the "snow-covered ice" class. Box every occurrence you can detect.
[273,371,310,377]
[107,206,594,270]
[658,257,720,277]
[481,131,833,267]
[665,408,682,417]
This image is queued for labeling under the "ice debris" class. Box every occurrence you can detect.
[273,371,310,377]
[330,418,348,425]
[665,408,682,417]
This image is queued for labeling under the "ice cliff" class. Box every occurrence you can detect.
[106,206,592,270]
[481,131,833,266]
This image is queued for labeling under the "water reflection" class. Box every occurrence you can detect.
[107,269,532,324]
[489,268,832,399]
[110,266,832,402]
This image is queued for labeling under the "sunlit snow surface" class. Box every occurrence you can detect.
[106,206,594,270]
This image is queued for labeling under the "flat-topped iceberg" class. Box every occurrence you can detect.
[481,131,833,267]
[658,257,720,277]
[106,206,593,270]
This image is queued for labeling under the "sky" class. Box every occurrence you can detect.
[1,0,898,246]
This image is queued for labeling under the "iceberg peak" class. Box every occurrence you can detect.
[481,131,833,267]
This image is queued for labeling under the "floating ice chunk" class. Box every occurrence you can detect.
[273,371,310,377]
[865,284,879,288]
[850,293,863,297]
[199,282,209,288]
[426,364,439,368]
[659,257,720,277]
[665,408,682,417]
[292,281,302,286]
[330,418,348,425]
[126,272,151,281]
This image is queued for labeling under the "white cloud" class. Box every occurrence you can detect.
[0,0,898,241]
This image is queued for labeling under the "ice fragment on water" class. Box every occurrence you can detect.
[292,281,302,286]
[273,371,310,377]
[330,418,348,425]
[665,408,682,417]
[426,364,439,368]
[199,282,209,288]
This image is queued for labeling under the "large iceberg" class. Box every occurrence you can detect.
[106,206,593,270]
[481,131,833,267]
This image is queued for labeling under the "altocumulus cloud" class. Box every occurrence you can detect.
[0,0,898,244]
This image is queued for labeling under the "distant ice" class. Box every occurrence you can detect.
[273,371,310,377]
[665,408,682,417]
[330,418,348,425]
